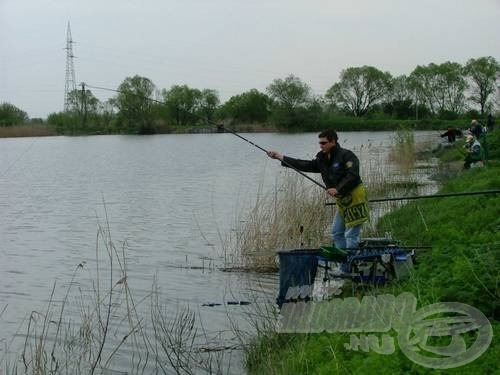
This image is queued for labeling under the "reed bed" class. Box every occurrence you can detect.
[222,171,333,272]
[388,126,416,174]
[0,124,56,138]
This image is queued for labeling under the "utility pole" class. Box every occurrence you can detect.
[415,89,418,121]
[80,82,87,127]
[64,22,76,112]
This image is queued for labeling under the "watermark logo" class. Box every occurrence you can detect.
[397,301,492,369]
[276,292,492,369]
[284,280,344,300]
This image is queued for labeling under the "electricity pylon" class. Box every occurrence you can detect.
[64,22,76,112]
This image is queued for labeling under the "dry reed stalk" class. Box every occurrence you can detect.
[221,171,332,272]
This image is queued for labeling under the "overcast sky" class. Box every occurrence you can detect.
[1,0,499,118]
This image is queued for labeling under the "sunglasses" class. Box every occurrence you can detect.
[318,141,329,145]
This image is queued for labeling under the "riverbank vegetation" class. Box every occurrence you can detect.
[223,173,332,272]
[0,123,56,138]
[227,126,425,272]
[244,129,500,374]
[1,56,498,136]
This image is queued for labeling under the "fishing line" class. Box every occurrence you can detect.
[85,83,328,190]
[0,137,38,179]
[0,138,41,232]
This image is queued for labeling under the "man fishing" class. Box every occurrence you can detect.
[463,134,484,169]
[267,129,369,250]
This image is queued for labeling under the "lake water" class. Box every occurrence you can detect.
[0,131,437,373]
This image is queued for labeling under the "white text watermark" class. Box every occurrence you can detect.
[276,291,492,369]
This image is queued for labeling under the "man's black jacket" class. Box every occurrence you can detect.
[281,145,362,196]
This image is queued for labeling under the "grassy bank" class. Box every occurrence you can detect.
[245,130,500,374]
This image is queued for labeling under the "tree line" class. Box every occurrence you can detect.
[1,56,498,134]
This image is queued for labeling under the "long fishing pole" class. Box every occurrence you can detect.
[218,125,327,190]
[85,83,328,190]
[325,189,500,205]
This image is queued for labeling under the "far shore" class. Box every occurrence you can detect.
[0,118,477,138]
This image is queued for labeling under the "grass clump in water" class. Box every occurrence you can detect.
[389,126,416,174]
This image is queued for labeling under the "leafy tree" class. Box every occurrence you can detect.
[409,62,467,117]
[96,99,116,132]
[382,75,416,119]
[218,89,271,123]
[382,99,415,119]
[162,85,202,126]
[47,95,116,135]
[267,75,317,128]
[47,111,80,134]
[115,75,157,134]
[67,88,99,116]
[0,102,28,126]
[390,75,413,103]
[267,74,311,109]
[64,88,102,131]
[325,66,392,117]
[197,89,220,122]
[465,56,500,115]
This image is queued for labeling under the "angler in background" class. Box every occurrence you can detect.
[267,129,369,251]
[464,134,484,169]
[469,119,485,137]
[440,126,463,144]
